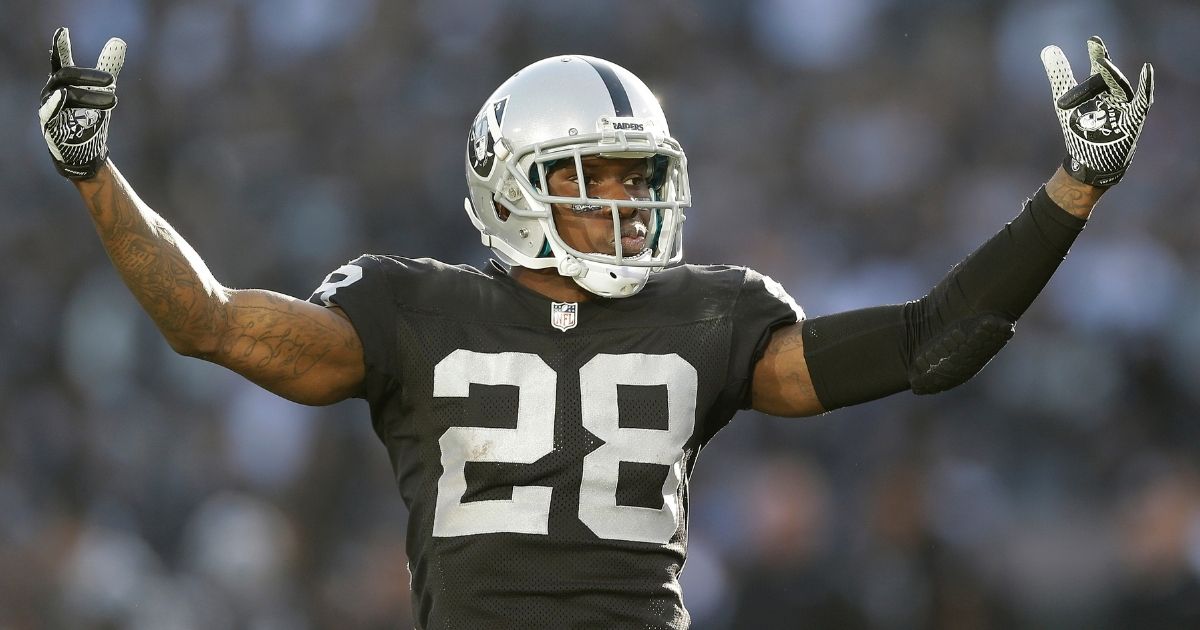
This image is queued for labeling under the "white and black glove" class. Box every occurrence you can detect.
[38,27,126,180]
[1041,36,1154,187]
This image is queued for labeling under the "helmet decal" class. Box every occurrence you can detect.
[583,58,633,117]
[492,97,508,128]
[467,96,508,178]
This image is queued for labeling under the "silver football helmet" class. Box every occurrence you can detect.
[464,55,690,298]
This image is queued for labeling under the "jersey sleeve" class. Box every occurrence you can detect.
[727,268,805,409]
[308,254,398,400]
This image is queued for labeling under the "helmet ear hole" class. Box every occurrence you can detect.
[493,200,510,222]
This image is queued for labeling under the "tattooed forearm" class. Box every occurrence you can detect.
[1045,166,1105,219]
[71,161,365,404]
[79,162,226,350]
[73,159,364,400]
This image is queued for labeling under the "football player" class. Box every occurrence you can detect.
[40,27,1152,629]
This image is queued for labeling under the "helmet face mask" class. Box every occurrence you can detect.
[464,55,691,298]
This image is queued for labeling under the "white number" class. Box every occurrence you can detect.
[432,351,556,537]
[312,264,363,306]
[430,351,697,544]
[579,354,696,544]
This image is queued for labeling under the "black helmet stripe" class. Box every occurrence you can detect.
[584,59,634,117]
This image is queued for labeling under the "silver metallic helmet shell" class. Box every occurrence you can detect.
[464,55,690,298]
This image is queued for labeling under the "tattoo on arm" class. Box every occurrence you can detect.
[213,294,358,379]
[83,164,225,346]
[76,163,364,402]
[1046,167,1105,219]
[752,323,823,417]
[765,325,808,392]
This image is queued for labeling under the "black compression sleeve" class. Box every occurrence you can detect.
[802,186,1087,410]
[801,305,910,408]
[918,186,1087,322]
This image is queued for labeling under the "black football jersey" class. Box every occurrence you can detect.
[308,256,802,630]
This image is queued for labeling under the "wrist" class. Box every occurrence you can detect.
[1062,154,1126,188]
[1046,165,1103,220]
[57,150,109,181]
[72,159,114,192]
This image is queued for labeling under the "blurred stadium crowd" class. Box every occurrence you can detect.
[2,0,1199,628]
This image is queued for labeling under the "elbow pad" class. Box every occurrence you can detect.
[801,308,1014,408]
[802,187,1084,410]
[905,312,1014,395]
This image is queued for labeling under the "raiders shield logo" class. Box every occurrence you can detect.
[1069,98,1126,144]
[550,302,578,332]
[467,96,508,178]
[60,108,103,143]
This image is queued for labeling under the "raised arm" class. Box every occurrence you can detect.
[40,29,362,405]
[750,35,1153,417]
[750,169,1099,417]
[74,164,364,404]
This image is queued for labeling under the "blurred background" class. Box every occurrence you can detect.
[2,0,1199,628]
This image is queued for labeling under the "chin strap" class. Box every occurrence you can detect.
[557,256,586,277]
[571,260,652,298]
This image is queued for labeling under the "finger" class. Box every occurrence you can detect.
[96,38,127,82]
[38,88,66,126]
[62,86,117,110]
[1131,62,1155,115]
[1086,36,1110,75]
[1056,73,1109,110]
[49,28,64,72]
[1040,45,1077,102]
[1096,57,1132,103]
[51,27,75,72]
[43,67,114,94]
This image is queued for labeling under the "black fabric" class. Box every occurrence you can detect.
[803,186,1086,410]
[802,305,911,409]
[1064,153,1128,188]
[906,313,1015,394]
[918,186,1087,322]
[307,257,799,630]
[729,269,806,412]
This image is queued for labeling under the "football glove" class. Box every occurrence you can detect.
[38,27,126,180]
[1040,36,1154,187]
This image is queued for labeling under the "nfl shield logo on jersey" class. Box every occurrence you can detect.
[550,302,578,332]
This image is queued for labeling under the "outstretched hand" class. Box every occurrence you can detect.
[38,27,126,180]
[1041,36,1153,188]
